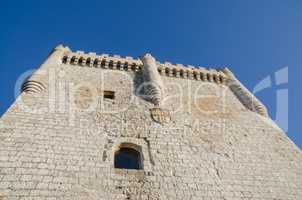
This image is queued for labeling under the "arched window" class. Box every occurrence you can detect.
[114,143,142,170]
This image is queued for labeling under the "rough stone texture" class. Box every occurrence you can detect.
[0,45,301,200]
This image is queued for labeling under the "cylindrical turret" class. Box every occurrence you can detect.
[140,53,163,106]
[21,44,70,93]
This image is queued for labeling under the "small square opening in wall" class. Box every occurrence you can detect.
[104,91,115,100]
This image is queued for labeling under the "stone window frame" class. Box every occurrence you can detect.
[110,137,152,174]
[114,143,143,170]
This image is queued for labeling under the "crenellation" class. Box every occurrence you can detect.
[158,66,165,75]
[65,55,70,64]
[200,72,206,81]
[116,61,122,70]
[187,65,195,69]
[113,55,121,58]
[188,69,194,80]
[175,68,181,78]
[176,63,184,68]
[168,68,173,77]
[73,56,79,65]
[123,62,130,71]
[194,71,201,80]
[196,66,206,70]
[213,74,219,83]
[182,69,188,79]
[125,56,134,61]
[76,50,85,54]
[61,49,230,85]
[104,59,110,69]
[86,57,92,67]
[111,60,117,70]
[79,57,86,66]
[101,53,109,57]
[164,61,172,66]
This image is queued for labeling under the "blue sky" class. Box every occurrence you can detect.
[0,0,301,148]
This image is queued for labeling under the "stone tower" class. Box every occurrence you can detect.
[0,45,301,200]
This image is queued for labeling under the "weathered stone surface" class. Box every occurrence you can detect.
[0,45,301,199]
[140,53,163,106]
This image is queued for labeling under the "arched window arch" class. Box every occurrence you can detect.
[114,143,143,170]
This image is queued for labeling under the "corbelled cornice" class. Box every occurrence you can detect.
[59,45,269,118]
[62,49,228,85]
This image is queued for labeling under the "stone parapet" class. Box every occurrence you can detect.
[62,48,228,85]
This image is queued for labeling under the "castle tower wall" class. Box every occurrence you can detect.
[0,46,301,200]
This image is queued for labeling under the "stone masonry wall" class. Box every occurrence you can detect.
[0,47,301,200]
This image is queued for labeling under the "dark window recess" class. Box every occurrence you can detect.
[104,91,115,99]
[114,147,142,170]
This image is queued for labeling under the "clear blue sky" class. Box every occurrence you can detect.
[0,0,301,148]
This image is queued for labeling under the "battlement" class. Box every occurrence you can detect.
[61,48,228,85]
[57,45,268,117]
